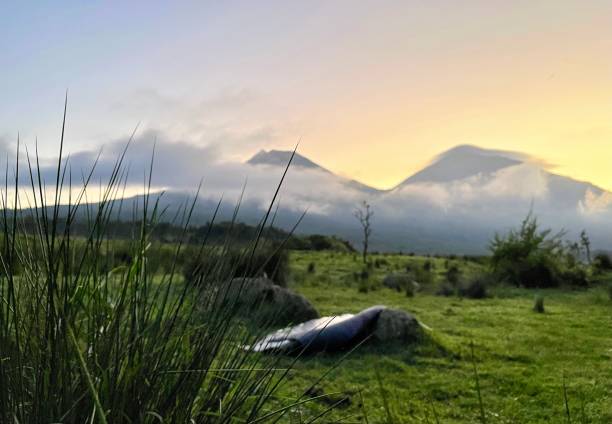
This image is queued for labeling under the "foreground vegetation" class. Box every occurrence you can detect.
[0,130,327,422]
[282,251,612,423]
[2,116,611,422]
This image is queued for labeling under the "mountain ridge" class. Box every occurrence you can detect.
[247,144,608,194]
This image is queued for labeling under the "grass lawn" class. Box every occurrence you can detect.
[272,251,612,423]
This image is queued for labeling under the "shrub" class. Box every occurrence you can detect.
[436,283,455,297]
[594,253,612,273]
[560,265,589,287]
[405,284,415,297]
[374,258,389,268]
[412,266,435,286]
[358,279,370,293]
[360,269,370,280]
[446,264,461,286]
[458,275,489,299]
[307,261,316,273]
[423,260,434,271]
[533,294,545,313]
[490,213,565,288]
[183,244,290,286]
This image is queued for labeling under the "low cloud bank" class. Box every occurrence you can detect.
[1,131,611,252]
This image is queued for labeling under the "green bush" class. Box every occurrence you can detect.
[412,266,435,286]
[436,283,455,297]
[458,274,490,299]
[594,253,612,273]
[358,278,370,293]
[560,265,589,287]
[405,284,415,297]
[183,244,290,286]
[533,294,545,313]
[446,264,461,286]
[490,214,566,288]
[307,261,316,273]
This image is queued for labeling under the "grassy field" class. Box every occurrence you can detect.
[273,251,612,423]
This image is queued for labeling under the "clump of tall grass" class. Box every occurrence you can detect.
[458,274,490,299]
[533,293,545,313]
[0,107,323,422]
[307,261,316,273]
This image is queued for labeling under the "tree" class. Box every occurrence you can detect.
[489,212,565,288]
[354,201,373,263]
[580,230,592,264]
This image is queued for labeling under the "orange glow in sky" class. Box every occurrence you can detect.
[3,2,612,191]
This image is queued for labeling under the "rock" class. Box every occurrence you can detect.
[225,277,319,325]
[250,305,423,354]
[383,274,418,292]
[373,309,422,343]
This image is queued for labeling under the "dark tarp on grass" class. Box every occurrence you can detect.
[250,305,386,353]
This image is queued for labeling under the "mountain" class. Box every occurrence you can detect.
[240,145,612,253]
[394,144,606,209]
[397,145,522,186]
[247,150,327,171]
[246,150,381,195]
[64,145,612,254]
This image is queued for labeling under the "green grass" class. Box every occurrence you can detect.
[277,251,612,423]
[0,122,328,422]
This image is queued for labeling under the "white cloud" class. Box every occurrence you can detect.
[579,189,612,216]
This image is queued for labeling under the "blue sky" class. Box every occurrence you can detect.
[2,1,611,189]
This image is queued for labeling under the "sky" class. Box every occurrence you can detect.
[1,1,612,190]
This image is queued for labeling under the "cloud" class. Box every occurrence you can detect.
[3,129,612,252]
[13,129,362,216]
[106,88,294,160]
[384,163,548,215]
[579,189,612,216]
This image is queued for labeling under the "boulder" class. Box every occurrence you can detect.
[383,274,419,292]
[225,277,319,326]
[250,305,423,354]
[373,308,422,343]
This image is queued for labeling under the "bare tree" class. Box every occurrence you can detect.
[354,200,373,263]
[580,230,591,264]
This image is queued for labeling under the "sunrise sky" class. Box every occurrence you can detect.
[2,1,611,190]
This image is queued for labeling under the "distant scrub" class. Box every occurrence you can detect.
[413,266,435,285]
[490,213,589,288]
[436,283,455,297]
[458,274,490,299]
[307,261,316,273]
[594,253,612,273]
[287,234,355,252]
[446,264,461,286]
[533,294,545,313]
[183,244,290,286]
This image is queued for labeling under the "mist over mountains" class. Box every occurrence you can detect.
[25,140,612,254]
[106,143,611,253]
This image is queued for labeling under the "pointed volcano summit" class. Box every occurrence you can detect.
[247,150,328,172]
[246,149,380,194]
[398,145,524,186]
